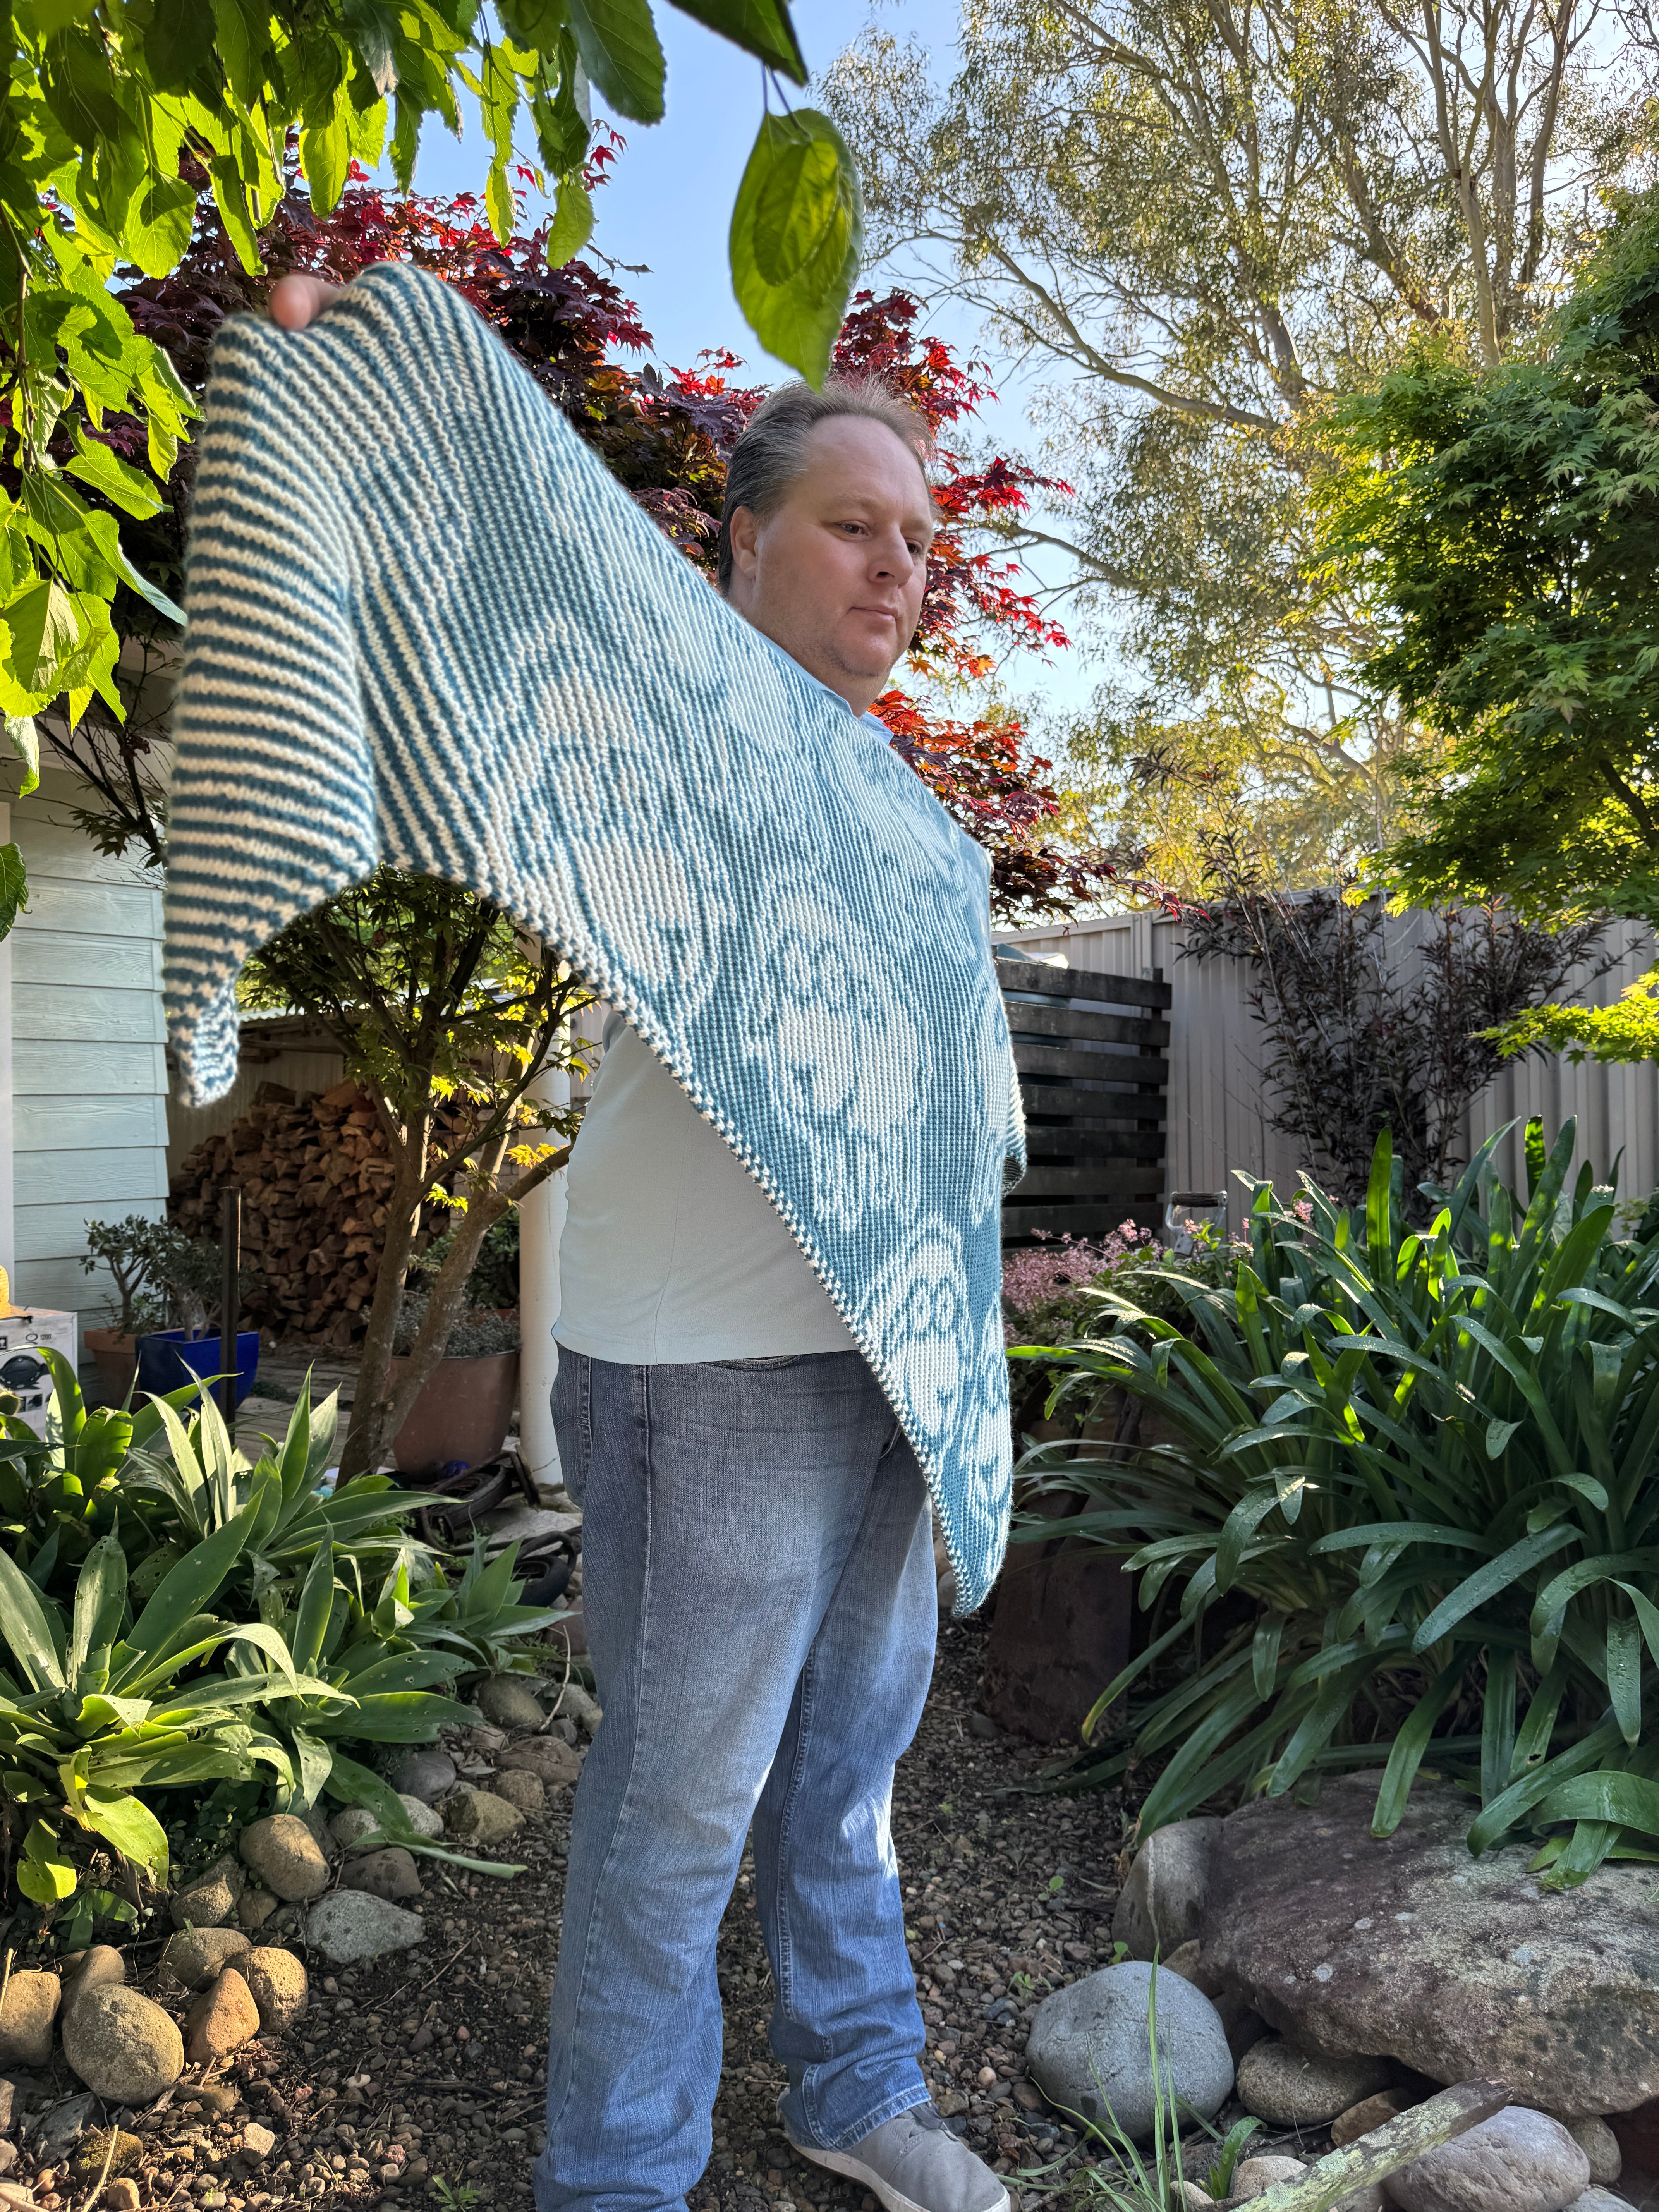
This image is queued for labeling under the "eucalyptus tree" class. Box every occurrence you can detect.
[826,0,1652,879]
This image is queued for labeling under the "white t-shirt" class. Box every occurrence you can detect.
[553,1011,857,1364]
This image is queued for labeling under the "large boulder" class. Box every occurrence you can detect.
[1195,1775,1659,2116]
[61,1987,183,2104]
[1113,1819,1223,1961]
[1384,2106,1590,2212]
[1025,1960,1233,2139]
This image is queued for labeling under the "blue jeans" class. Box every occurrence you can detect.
[533,1350,938,2212]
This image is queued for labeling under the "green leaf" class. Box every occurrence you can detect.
[77,1784,169,1879]
[545,167,593,267]
[70,1533,127,1676]
[18,1820,77,1903]
[1372,1657,1464,1834]
[6,576,80,696]
[118,1499,258,1682]
[0,1540,67,1690]
[1411,1521,1580,1653]
[730,112,861,386]
[1541,1769,1659,1839]
[1607,1611,1643,1746]
[4,714,39,797]
[666,0,803,80]
[566,0,663,121]
[65,429,164,520]
[0,842,28,941]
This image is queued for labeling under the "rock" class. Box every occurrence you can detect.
[106,2182,142,2210]
[1113,1818,1222,1960]
[1384,2107,1592,2212]
[61,1987,184,2104]
[398,1793,444,1838]
[330,1808,383,1853]
[1231,2154,1308,2196]
[497,1738,581,1788]
[305,1891,426,1966]
[555,1683,601,1733]
[1177,2186,1215,2210]
[240,1948,308,2035]
[60,1948,125,2025]
[1165,1941,1202,1983]
[1238,2038,1396,2127]
[1332,2192,1389,2212]
[29,2092,96,2153]
[184,1968,261,2063]
[239,1814,330,1901]
[1196,1775,1659,2116]
[1214,1990,1270,2064]
[1025,1961,1233,2140]
[1566,2120,1620,2185]
[170,1853,244,1929]
[475,1675,545,1730]
[341,1847,423,1901]
[193,2084,240,2119]
[0,2079,13,2133]
[491,1768,545,1814]
[1335,2092,1415,2147]
[388,1747,458,1803]
[238,1887,280,1931]
[160,1925,250,1991]
[241,2121,277,2161]
[1567,2193,1637,2212]
[442,1782,526,1846]
[0,1972,59,2069]
[68,2126,141,2178]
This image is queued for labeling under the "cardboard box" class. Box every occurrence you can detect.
[0,1308,79,1415]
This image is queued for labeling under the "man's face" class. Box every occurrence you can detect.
[725,416,935,714]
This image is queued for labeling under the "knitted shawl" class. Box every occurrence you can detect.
[162,261,1024,1612]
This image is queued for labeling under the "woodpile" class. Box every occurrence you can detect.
[170,1078,458,1348]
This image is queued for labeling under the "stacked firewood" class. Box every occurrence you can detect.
[170,1078,459,1348]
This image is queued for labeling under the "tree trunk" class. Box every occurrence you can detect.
[337,1104,431,1483]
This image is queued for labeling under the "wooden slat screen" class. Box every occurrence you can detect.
[998,955,1172,1243]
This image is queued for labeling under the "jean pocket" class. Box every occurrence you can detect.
[551,1350,592,1504]
[706,1355,806,1370]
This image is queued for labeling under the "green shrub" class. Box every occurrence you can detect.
[1015,1118,1659,1886]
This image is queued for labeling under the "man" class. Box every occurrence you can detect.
[270,273,1013,2212]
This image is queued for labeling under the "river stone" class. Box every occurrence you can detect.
[1565,2119,1620,2184]
[1025,1961,1233,2140]
[398,1793,444,1838]
[238,1886,280,1931]
[330,1808,382,1853]
[1568,2192,1637,2211]
[305,1890,426,1965]
[1238,2037,1396,2126]
[160,1925,250,1991]
[170,1853,244,1929]
[341,1846,423,1901]
[497,1738,582,1788]
[442,1782,525,1846]
[387,1747,457,1803]
[1229,2154,1308,2196]
[61,1987,184,2104]
[1114,1819,1223,1961]
[1384,2107,1591,2212]
[241,1947,309,2034]
[239,1813,330,1900]
[0,1970,60,2068]
[60,1946,125,2027]
[184,1968,261,2063]
[492,1767,545,1814]
[475,1675,545,1729]
[1334,2090,1416,2146]
[1195,1774,1659,2116]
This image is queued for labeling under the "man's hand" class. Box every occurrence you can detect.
[270,275,345,330]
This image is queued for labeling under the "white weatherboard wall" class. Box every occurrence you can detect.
[1007,910,1659,1224]
[6,769,170,1319]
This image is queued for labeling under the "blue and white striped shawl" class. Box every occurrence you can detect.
[162,261,1023,1611]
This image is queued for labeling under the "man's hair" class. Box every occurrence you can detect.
[716,377,934,592]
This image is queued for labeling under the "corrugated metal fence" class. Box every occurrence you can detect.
[1004,911,1659,1226]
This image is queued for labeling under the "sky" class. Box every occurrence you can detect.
[393,0,1109,728]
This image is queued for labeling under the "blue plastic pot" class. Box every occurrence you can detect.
[136,1328,261,1408]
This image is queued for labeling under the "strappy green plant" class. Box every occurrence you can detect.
[1014,1117,1659,1885]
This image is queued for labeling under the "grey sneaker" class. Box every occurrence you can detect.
[785,2103,1011,2212]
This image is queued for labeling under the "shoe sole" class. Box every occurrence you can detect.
[788,2136,1012,2212]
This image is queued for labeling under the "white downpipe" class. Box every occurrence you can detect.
[518,1061,569,1496]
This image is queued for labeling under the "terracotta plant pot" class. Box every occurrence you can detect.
[84,1326,138,1403]
[389,1350,520,1475]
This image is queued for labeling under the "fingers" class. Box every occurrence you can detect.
[269,275,346,330]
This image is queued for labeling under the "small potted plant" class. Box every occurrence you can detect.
[388,1291,521,1474]
[132,1222,263,1407]
[81,1216,168,1400]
